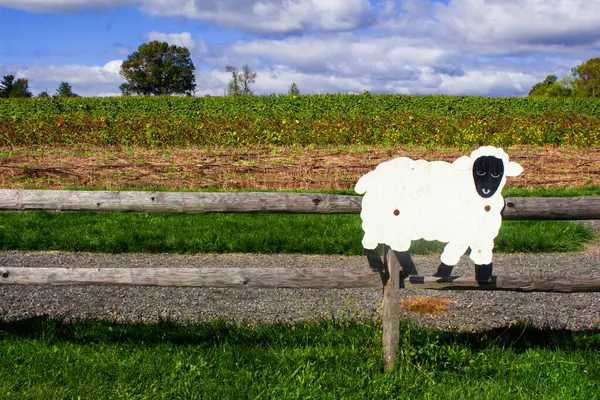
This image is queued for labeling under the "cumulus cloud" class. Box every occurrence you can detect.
[140,0,374,34]
[0,0,134,12]
[1,0,374,34]
[378,0,600,56]
[438,0,600,47]
[0,60,125,96]
[3,0,598,96]
[144,32,202,52]
[231,34,450,80]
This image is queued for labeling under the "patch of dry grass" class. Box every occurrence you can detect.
[399,296,455,316]
[0,145,599,191]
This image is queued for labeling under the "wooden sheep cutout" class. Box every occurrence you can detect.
[355,146,523,283]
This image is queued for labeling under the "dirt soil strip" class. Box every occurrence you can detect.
[1,145,600,190]
[1,250,598,331]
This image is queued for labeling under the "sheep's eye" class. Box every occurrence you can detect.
[476,170,486,176]
[491,173,501,178]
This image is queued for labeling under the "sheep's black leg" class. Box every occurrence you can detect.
[364,247,384,272]
[433,262,453,278]
[475,263,493,283]
[394,250,418,277]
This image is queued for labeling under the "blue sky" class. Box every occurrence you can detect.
[0,0,598,97]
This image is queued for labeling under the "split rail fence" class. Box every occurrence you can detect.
[1,190,600,369]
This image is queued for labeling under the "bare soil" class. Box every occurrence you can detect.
[0,145,599,191]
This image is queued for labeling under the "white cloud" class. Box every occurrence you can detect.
[0,0,134,12]
[1,0,374,34]
[1,60,124,96]
[439,0,600,46]
[436,70,538,96]
[141,0,374,34]
[378,0,600,56]
[3,0,599,96]
[144,32,200,52]
[232,34,450,79]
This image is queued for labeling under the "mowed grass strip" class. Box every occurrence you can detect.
[0,318,598,399]
[0,211,594,254]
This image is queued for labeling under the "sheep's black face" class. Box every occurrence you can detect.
[472,156,504,198]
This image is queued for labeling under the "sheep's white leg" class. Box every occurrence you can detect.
[469,240,495,282]
[435,241,468,278]
[468,240,494,266]
[440,241,469,266]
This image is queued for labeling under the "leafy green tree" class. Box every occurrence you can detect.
[0,75,33,98]
[55,81,78,97]
[0,75,14,98]
[288,82,300,96]
[572,58,600,98]
[544,77,575,98]
[528,75,557,97]
[37,91,50,99]
[119,41,196,96]
[226,64,257,96]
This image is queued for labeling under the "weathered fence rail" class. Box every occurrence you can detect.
[1,189,600,219]
[2,267,599,293]
[1,189,599,370]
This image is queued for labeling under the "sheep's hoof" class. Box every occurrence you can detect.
[475,263,493,283]
[433,262,453,278]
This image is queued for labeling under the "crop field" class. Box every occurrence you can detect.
[1,94,600,147]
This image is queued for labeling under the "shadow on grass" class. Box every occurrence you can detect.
[1,316,599,352]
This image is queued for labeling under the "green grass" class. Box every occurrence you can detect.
[0,211,594,255]
[0,317,598,399]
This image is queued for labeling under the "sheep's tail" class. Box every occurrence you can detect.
[354,171,375,194]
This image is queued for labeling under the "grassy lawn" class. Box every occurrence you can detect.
[0,211,594,255]
[0,317,598,399]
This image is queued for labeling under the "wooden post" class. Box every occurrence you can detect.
[382,246,402,370]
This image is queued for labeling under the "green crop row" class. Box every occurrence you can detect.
[1,94,600,147]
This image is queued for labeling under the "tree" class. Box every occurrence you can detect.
[55,81,78,97]
[528,75,557,97]
[225,65,241,97]
[572,58,600,98]
[226,64,257,96]
[0,75,33,98]
[288,82,300,96]
[545,77,575,98]
[38,91,50,99]
[119,41,196,96]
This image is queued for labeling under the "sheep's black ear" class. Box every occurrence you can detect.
[451,156,472,171]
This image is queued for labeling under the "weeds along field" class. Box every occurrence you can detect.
[1,94,600,147]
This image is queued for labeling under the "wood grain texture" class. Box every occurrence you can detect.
[0,190,599,219]
[407,274,600,293]
[502,196,600,220]
[0,190,362,214]
[2,267,596,293]
[382,246,402,370]
[0,267,381,288]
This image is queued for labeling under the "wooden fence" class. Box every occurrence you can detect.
[1,189,600,369]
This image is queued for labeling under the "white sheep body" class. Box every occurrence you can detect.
[355,147,520,265]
